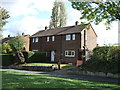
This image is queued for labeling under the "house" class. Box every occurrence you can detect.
[30,22,97,64]
[1,34,30,51]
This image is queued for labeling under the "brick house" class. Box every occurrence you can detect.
[30,22,97,64]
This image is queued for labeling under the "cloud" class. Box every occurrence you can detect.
[92,21,118,45]
[1,0,118,45]
[20,16,50,35]
[3,16,50,36]
[1,0,53,37]
[1,0,54,18]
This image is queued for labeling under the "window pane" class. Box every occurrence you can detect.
[71,51,74,55]
[47,36,49,42]
[66,35,71,40]
[72,34,75,40]
[32,38,34,43]
[65,51,68,56]
[36,37,38,42]
[52,36,54,41]
[68,51,71,55]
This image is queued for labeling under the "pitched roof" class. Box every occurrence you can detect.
[31,25,86,37]
[1,35,30,44]
[1,37,14,44]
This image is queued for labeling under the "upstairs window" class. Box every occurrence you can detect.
[35,37,38,42]
[47,36,49,42]
[66,35,71,40]
[32,38,35,43]
[52,36,55,41]
[72,34,75,40]
[65,50,75,57]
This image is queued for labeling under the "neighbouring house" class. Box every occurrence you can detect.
[1,34,30,51]
[30,22,97,64]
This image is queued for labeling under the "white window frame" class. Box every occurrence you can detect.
[52,36,55,41]
[32,50,38,52]
[47,36,50,42]
[72,34,75,40]
[65,50,75,57]
[66,35,71,40]
[35,37,38,42]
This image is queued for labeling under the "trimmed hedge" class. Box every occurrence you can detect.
[1,51,47,66]
[26,52,48,63]
[1,54,15,66]
[82,46,120,74]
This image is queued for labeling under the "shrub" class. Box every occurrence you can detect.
[1,54,15,66]
[1,51,47,66]
[83,46,120,74]
[26,52,47,63]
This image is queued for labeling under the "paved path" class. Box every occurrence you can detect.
[2,69,120,84]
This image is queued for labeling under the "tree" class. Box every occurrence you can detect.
[9,36,26,64]
[1,43,12,54]
[49,0,67,29]
[0,7,10,35]
[69,1,120,29]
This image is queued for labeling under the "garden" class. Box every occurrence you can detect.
[82,46,120,74]
[1,69,120,89]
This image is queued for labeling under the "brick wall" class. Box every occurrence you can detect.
[30,26,97,64]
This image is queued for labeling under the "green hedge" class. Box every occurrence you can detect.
[1,51,47,66]
[83,46,120,74]
[26,52,48,63]
[1,54,15,66]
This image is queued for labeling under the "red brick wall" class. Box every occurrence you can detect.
[30,33,81,63]
[30,26,97,64]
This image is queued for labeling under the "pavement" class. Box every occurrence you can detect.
[2,68,120,85]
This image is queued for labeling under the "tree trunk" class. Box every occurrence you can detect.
[17,50,25,64]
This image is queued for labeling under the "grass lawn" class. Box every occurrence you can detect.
[22,63,73,69]
[1,69,120,89]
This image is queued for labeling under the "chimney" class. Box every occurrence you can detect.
[75,21,79,26]
[45,26,48,30]
[22,32,24,36]
[8,35,10,38]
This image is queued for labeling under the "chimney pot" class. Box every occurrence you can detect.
[8,35,10,37]
[75,21,79,26]
[45,26,48,30]
[22,32,24,35]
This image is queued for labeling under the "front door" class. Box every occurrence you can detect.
[51,51,55,62]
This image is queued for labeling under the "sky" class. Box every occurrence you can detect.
[0,0,118,46]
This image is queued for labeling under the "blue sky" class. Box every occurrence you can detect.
[1,0,118,46]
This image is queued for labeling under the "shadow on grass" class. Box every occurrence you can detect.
[2,70,120,89]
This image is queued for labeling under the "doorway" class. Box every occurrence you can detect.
[51,51,55,62]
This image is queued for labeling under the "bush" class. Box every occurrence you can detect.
[26,52,47,63]
[83,46,120,74]
[1,51,47,66]
[1,54,15,66]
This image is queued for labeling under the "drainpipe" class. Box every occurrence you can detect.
[83,30,86,63]
[58,35,62,70]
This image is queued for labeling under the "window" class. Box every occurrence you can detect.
[32,38,35,43]
[65,50,75,57]
[32,50,38,52]
[72,34,75,40]
[47,36,49,42]
[46,52,47,56]
[35,37,38,42]
[52,36,55,41]
[66,35,71,40]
